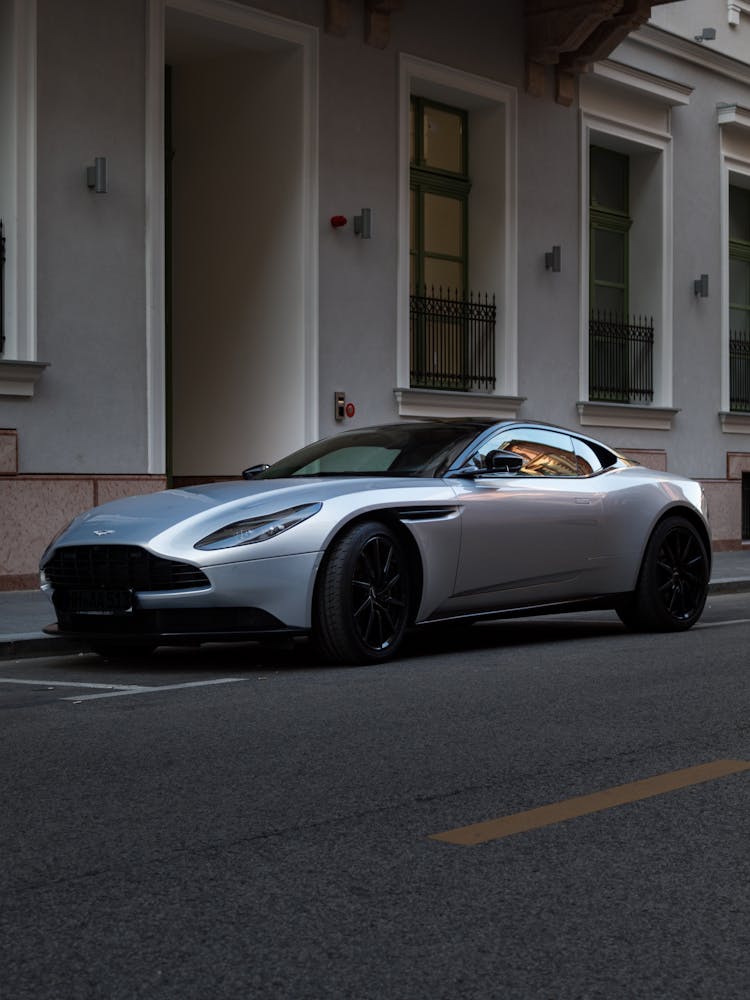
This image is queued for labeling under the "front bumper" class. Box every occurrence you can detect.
[44,550,322,644]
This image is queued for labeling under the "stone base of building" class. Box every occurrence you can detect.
[0,473,168,591]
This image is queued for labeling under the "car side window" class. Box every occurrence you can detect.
[572,438,601,476]
[469,428,579,477]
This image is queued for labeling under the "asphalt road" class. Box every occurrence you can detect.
[2,592,750,999]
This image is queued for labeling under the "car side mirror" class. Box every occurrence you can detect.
[448,449,524,478]
[242,464,270,480]
[485,450,524,474]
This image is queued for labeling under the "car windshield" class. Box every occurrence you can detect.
[256,424,484,479]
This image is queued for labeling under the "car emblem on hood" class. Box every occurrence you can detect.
[93,529,115,536]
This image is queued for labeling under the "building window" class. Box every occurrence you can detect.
[397,56,518,414]
[409,98,495,393]
[729,184,750,413]
[578,69,680,427]
[588,144,653,405]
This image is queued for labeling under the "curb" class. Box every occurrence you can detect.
[0,633,90,660]
[2,578,748,660]
[706,578,750,596]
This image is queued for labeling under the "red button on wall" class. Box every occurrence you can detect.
[345,402,356,418]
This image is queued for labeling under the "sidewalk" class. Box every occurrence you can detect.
[1,549,749,659]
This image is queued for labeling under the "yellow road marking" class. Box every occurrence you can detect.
[430,759,750,846]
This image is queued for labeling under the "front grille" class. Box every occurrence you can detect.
[43,545,209,592]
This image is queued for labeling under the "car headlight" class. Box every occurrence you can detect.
[194,502,322,551]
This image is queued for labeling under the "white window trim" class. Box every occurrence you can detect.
[719,107,750,427]
[396,54,519,418]
[728,2,750,27]
[0,0,40,396]
[145,0,318,474]
[578,109,675,430]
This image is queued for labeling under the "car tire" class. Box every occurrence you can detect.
[314,521,411,665]
[616,516,709,632]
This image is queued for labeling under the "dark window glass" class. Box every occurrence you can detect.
[729,188,750,343]
[591,146,628,213]
[729,186,750,244]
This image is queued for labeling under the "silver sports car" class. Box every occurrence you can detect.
[40,420,711,664]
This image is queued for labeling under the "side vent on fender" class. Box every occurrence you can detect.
[398,506,460,522]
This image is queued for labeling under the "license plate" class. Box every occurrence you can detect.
[60,589,134,614]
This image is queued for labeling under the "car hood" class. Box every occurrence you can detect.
[45,477,455,559]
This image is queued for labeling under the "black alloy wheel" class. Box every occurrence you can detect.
[617,516,709,631]
[314,521,411,664]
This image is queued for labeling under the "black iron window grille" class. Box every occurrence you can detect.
[729,330,750,413]
[410,287,496,393]
[589,311,654,404]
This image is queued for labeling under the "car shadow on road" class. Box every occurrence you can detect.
[68,612,627,676]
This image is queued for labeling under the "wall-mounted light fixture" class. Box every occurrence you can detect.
[86,157,108,194]
[694,27,716,42]
[694,274,709,297]
[353,208,372,239]
[545,245,561,272]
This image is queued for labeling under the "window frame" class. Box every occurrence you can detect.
[396,54,520,415]
[729,184,750,337]
[578,67,682,429]
[589,145,632,319]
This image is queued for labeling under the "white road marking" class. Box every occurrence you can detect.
[0,677,141,691]
[65,677,247,702]
[695,619,750,629]
[0,675,247,702]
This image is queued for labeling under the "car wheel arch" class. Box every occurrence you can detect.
[311,511,424,628]
[617,505,711,631]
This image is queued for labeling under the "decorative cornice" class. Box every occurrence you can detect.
[577,400,679,430]
[717,103,750,131]
[719,410,750,433]
[0,360,49,397]
[591,59,693,104]
[394,388,526,420]
[624,24,750,86]
[728,1,750,27]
